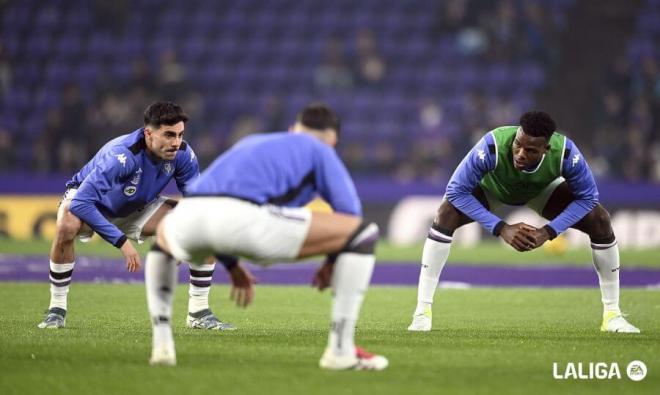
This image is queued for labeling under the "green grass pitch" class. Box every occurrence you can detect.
[1,283,658,395]
[2,238,660,266]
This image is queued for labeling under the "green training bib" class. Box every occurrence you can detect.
[480,126,566,205]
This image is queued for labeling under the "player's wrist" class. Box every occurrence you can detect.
[216,254,239,271]
[542,225,557,240]
[114,235,128,249]
[492,221,506,237]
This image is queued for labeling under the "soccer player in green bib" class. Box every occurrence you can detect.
[408,111,640,333]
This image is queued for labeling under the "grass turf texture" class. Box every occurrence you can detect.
[2,238,660,266]
[1,283,658,395]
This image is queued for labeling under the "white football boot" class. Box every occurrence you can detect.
[319,346,388,371]
[407,305,432,332]
[601,311,640,333]
[149,342,177,366]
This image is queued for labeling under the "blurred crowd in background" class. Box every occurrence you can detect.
[0,0,658,183]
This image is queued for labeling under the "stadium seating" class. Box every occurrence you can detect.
[1,0,576,175]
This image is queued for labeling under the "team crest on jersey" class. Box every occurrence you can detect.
[163,162,173,174]
[123,186,137,196]
[130,168,142,185]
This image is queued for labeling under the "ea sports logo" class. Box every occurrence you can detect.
[626,360,647,381]
[124,186,137,196]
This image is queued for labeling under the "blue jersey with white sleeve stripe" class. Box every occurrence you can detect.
[67,128,199,247]
[445,132,598,236]
[188,132,362,216]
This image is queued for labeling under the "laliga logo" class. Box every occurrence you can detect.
[552,360,647,381]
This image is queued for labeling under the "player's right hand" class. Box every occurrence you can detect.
[500,223,538,252]
[120,240,142,272]
[229,263,256,308]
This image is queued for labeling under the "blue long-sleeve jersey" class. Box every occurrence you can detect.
[445,132,598,236]
[188,132,362,216]
[68,128,199,247]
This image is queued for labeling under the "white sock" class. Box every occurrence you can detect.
[48,261,75,311]
[188,262,215,314]
[414,230,452,314]
[328,252,375,358]
[145,249,178,347]
[591,240,620,314]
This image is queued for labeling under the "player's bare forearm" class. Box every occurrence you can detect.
[229,264,256,307]
[120,240,142,272]
[312,259,334,291]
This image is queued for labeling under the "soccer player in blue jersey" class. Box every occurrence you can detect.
[145,104,388,370]
[408,111,640,334]
[38,102,240,331]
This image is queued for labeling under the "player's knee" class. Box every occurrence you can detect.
[342,222,380,255]
[56,216,81,240]
[586,205,614,241]
[150,241,173,258]
[434,200,461,231]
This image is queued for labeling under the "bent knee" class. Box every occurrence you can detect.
[588,205,612,228]
[344,222,379,255]
[583,205,614,241]
[433,200,464,231]
[56,214,82,240]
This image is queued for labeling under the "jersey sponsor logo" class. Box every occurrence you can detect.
[163,162,173,174]
[130,168,142,185]
[572,153,581,167]
[190,150,196,163]
[123,186,137,196]
[116,153,127,166]
[476,149,486,162]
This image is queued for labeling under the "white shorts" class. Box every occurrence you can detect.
[162,197,312,265]
[483,177,565,215]
[63,188,169,243]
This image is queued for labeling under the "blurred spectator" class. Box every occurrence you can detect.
[228,115,262,147]
[55,84,88,172]
[431,0,476,37]
[0,40,10,105]
[482,0,523,61]
[0,128,15,170]
[158,49,188,101]
[314,36,354,91]
[192,133,220,169]
[431,0,488,57]
[92,0,129,35]
[128,56,158,93]
[353,29,387,87]
[32,110,61,173]
[521,1,560,66]
[261,95,286,132]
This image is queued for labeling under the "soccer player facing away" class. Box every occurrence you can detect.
[408,111,640,334]
[38,102,236,331]
[145,104,388,370]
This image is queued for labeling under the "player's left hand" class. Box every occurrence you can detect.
[312,259,335,291]
[527,227,551,250]
[229,263,256,308]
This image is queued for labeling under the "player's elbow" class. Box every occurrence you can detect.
[444,185,463,203]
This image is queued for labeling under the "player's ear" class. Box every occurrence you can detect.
[325,129,338,147]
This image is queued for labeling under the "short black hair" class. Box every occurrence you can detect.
[144,101,189,128]
[296,103,341,135]
[519,111,556,140]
